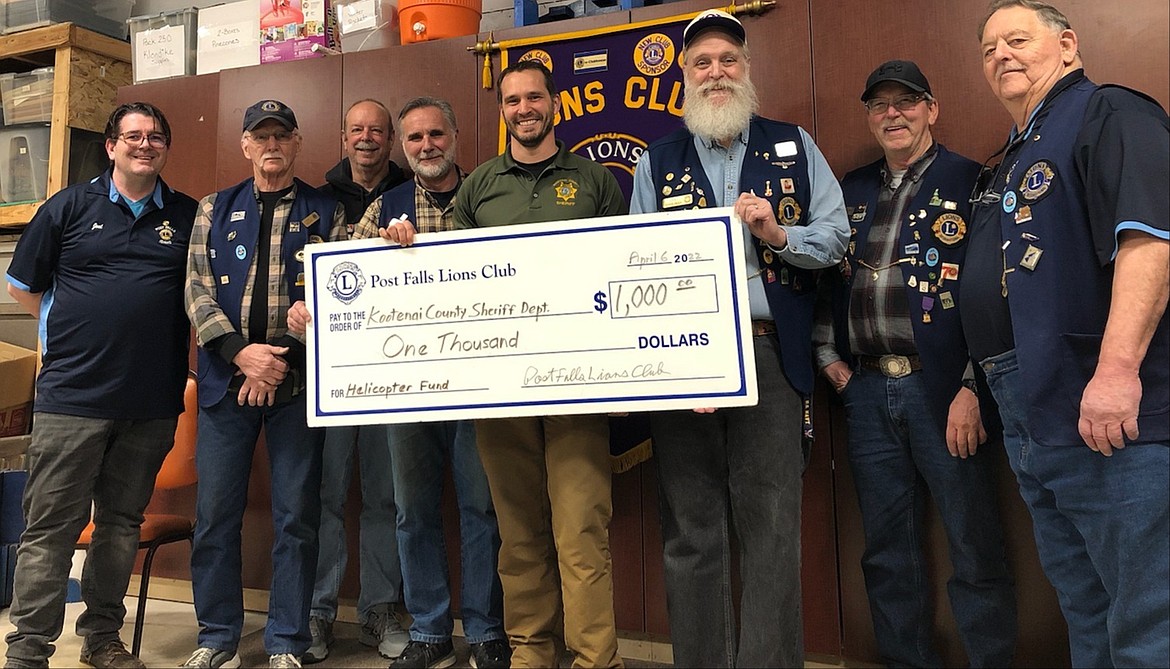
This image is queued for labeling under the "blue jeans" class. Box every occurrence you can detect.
[311,425,399,620]
[189,394,323,656]
[5,414,175,667]
[840,368,1017,667]
[982,349,1169,668]
[386,420,503,644]
[650,335,804,668]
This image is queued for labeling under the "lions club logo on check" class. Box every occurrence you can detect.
[326,261,366,305]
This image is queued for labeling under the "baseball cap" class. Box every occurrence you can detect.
[682,9,746,49]
[861,60,932,101]
[242,99,298,132]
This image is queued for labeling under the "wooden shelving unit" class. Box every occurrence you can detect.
[0,23,131,229]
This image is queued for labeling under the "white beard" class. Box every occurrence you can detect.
[682,77,759,143]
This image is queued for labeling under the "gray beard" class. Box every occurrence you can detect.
[682,78,759,144]
[407,149,456,180]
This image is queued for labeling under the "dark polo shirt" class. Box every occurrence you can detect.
[6,170,197,420]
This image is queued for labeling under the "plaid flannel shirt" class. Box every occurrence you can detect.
[185,181,347,347]
[352,173,464,240]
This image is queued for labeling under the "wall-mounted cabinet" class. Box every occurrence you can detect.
[0,23,130,229]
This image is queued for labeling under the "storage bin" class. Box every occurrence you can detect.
[129,8,199,83]
[335,0,398,52]
[196,0,262,76]
[0,68,54,126]
[0,123,50,204]
[259,0,337,64]
[0,0,136,40]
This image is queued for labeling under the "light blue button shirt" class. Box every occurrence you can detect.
[632,124,848,319]
[108,177,164,219]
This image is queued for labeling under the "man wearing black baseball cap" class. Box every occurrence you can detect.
[631,9,847,668]
[182,99,347,669]
[813,60,1018,666]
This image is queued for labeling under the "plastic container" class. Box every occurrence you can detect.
[0,124,50,204]
[259,0,337,64]
[129,8,200,84]
[0,68,54,126]
[398,0,480,44]
[196,0,262,76]
[335,0,399,52]
[0,0,135,40]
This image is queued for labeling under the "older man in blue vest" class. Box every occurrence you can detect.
[814,60,1017,667]
[183,99,346,669]
[962,2,1168,666]
[630,10,848,667]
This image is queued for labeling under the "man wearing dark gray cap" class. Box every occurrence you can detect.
[812,60,1018,667]
[631,9,847,667]
[182,99,347,669]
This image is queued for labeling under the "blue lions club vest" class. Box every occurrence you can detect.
[197,178,337,406]
[647,116,818,395]
[837,145,981,423]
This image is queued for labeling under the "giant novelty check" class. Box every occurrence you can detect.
[304,207,758,426]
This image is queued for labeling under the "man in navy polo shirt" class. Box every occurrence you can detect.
[963,1,1168,666]
[182,100,346,669]
[4,102,197,669]
[814,60,1017,667]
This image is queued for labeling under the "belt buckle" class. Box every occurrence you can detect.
[878,354,912,378]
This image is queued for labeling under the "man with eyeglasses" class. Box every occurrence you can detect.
[182,99,346,669]
[630,10,847,667]
[812,60,1017,667]
[4,102,197,669]
[960,1,1169,666]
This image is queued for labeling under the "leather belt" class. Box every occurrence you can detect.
[857,354,922,378]
[751,319,777,336]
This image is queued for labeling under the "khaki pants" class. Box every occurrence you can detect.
[476,415,623,669]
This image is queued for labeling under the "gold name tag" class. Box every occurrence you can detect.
[662,193,693,209]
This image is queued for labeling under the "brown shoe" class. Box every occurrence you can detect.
[80,640,145,669]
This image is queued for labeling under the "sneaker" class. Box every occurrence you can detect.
[303,617,333,664]
[79,639,144,669]
[469,639,512,669]
[269,654,301,668]
[359,604,410,659]
[180,647,241,668]
[390,640,456,669]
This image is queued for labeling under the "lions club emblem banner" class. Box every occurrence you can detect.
[499,14,691,200]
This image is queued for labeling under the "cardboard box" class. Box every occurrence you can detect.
[0,342,36,438]
[260,0,336,64]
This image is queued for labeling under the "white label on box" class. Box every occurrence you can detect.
[340,0,378,34]
[197,0,262,75]
[135,25,187,81]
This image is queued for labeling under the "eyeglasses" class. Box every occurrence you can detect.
[863,93,927,115]
[248,130,296,144]
[117,132,168,148]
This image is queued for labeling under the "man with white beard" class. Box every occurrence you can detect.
[630,9,848,667]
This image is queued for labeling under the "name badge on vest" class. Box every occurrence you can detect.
[302,212,321,228]
[663,193,694,209]
[230,211,246,222]
[774,141,798,158]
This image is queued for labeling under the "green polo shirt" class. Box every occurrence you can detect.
[454,140,627,229]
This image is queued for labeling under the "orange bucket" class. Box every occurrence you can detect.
[398,0,482,43]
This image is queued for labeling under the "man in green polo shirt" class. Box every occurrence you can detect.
[453,60,627,669]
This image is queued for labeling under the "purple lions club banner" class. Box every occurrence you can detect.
[500,14,693,200]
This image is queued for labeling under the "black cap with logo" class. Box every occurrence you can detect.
[242,99,298,132]
[682,9,746,49]
[861,60,932,101]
